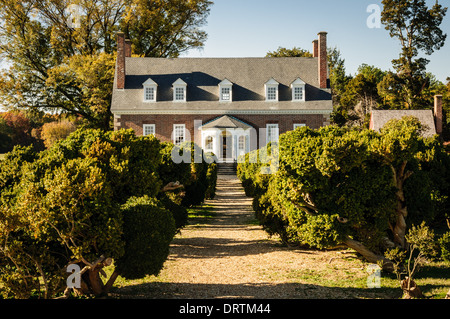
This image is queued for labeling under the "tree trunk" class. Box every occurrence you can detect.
[343,237,393,271]
[401,277,424,299]
[104,270,120,293]
[391,162,411,248]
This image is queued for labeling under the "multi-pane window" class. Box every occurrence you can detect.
[145,87,155,101]
[238,136,245,151]
[205,136,214,151]
[293,87,303,101]
[175,87,185,101]
[143,124,155,136]
[267,87,277,101]
[221,87,231,101]
[174,124,185,145]
[266,124,279,144]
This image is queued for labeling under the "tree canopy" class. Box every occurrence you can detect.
[238,117,450,266]
[0,0,213,130]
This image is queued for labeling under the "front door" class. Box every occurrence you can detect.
[221,130,233,161]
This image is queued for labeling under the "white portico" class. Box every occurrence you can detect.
[199,115,255,163]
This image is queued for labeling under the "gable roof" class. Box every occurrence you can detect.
[370,110,437,137]
[200,115,254,130]
[111,57,332,114]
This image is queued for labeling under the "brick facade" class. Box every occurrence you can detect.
[115,113,329,147]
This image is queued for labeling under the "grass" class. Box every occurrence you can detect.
[187,205,216,224]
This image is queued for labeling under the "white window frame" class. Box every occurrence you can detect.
[265,78,279,102]
[144,87,155,102]
[293,123,306,130]
[266,124,279,144]
[205,136,214,151]
[173,78,187,102]
[143,124,155,136]
[143,78,158,102]
[173,124,186,145]
[238,135,245,151]
[219,79,233,102]
[291,78,306,102]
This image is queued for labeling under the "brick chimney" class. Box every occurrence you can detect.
[318,32,328,89]
[125,39,132,58]
[312,40,319,58]
[116,32,126,90]
[434,95,443,135]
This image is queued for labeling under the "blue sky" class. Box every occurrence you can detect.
[183,0,450,83]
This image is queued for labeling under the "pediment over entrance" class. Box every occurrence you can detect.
[200,115,253,130]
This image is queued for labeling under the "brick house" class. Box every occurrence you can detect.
[111,32,333,162]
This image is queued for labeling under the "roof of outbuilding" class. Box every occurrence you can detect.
[111,57,332,113]
[370,110,437,137]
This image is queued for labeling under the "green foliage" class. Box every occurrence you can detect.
[0,0,212,129]
[115,196,176,280]
[381,0,447,109]
[238,119,450,262]
[178,142,217,207]
[266,47,313,58]
[122,0,212,58]
[0,128,192,298]
[438,232,450,262]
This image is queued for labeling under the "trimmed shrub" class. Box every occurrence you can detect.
[115,196,176,280]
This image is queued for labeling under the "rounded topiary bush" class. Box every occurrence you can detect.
[115,196,176,280]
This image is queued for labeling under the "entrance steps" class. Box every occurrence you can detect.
[217,162,237,175]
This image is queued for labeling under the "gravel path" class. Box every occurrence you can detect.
[114,175,379,299]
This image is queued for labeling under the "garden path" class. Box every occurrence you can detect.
[113,174,390,299]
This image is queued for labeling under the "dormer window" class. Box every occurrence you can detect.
[143,78,158,102]
[291,78,306,102]
[219,79,233,102]
[265,78,279,102]
[173,78,187,102]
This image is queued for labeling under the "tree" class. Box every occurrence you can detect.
[0,129,170,298]
[385,222,437,298]
[0,0,213,129]
[40,119,77,148]
[340,72,381,126]
[238,117,450,267]
[266,47,313,58]
[122,0,212,57]
[381,0,447,109]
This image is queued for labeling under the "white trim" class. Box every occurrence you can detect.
[112,109,333,115]
[266,124,279,144]
[265,78,279,102]
[143,78,158,102]
[173,78,187,102]
[291,78,306,102]
[173,124,186,145]
[219,79,233,102]
[143,124,156,136]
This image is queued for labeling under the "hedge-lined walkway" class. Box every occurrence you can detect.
[113,175,396,299]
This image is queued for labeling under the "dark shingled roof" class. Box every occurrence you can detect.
[111,57,332,114]
[370,110,437,137]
